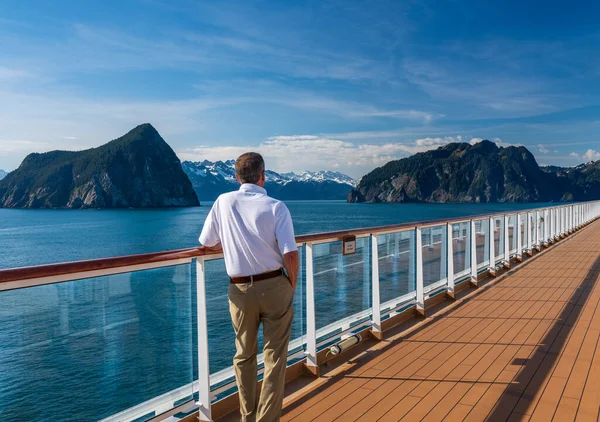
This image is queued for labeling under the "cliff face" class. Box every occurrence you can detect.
[349,141,584,203]
[0,124,199,209]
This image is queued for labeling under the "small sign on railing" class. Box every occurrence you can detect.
[342,235,356,256]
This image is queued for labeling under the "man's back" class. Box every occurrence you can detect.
[199,183,296,277]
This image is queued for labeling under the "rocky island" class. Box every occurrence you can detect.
[349,140,600,203]
[0,124,199,209]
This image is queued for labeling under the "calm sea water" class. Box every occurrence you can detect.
[0,201,549,421]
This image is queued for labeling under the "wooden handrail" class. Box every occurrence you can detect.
[0,202,587,285]
[0,247,206,284]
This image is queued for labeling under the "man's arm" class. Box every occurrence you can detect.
[199,201,221,247]
[284,250,299,288]
[200,243,223,253]
[275,202,298,287]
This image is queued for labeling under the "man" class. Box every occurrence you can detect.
[199,152,299,422]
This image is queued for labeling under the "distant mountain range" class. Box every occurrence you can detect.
[182,160,357,201]
[0,124,199,208]
[0,170,6,180]
[349,140,600,203]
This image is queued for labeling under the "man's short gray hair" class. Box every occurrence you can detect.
[235,152,265,184]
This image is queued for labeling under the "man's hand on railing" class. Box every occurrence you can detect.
[284,250,299,289]
[200,243,223,254]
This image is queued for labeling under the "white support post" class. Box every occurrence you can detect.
[305,243,318,375]
[447,223,455,299]
[503,214,510,266]
[415,227,425,316]
[470,220,478,286]
[196,258,212,422]
[525,212,531,255]
[544,209,550,246]
[488,217,496,275]
[535,211,540,250]
[516,213,522,260]
[371,235,382,339]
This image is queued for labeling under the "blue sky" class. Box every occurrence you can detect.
[1,0,600,178]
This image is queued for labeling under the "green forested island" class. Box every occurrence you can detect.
[349,140,600,203]
[0,124,199,209]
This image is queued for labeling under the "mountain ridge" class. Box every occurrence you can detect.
[182,160,356,201]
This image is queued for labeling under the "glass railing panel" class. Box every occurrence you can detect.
[0,265,194,422]
[494,217,504,260]
[421,225,447,290]
[530,213,536,247]
[475,219,490,269]
[378,230,416,308]
[313,237,371,343]
[452,222,470,278]
[508,214,516,254]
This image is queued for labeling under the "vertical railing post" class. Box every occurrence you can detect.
[371,235,382,339]
[470,220,478,286]
[196,258,212,422]
[447,223,455,299]
[503,214,510,266]
[516,213,523,260]
[305,243,318,376]
[544,209,549,246]
[525,212,531,255]
[488,217,496,275]
[535,210,540,250]
[415,227,425,316]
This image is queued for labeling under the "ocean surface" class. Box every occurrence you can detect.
[0,201,549,421]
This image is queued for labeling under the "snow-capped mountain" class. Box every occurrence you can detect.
[0,170,6,180]
[182,160,357,201]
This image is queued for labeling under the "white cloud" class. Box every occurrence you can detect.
[469,137,520,148]
[538,144,549,154]
[178,135,465,178]
[0,139,91,157]
[583,149,600,161]
[569,152,580,159]
[0,139,52,155]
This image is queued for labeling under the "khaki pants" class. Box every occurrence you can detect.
[228,275,294,422]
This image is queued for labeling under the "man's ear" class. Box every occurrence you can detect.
[236,174,242,184]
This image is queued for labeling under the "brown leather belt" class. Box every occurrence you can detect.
[229,268,285,284]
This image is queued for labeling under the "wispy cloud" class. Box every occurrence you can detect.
[469,137,521,147]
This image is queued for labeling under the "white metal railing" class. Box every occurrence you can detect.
[1,201,600,422]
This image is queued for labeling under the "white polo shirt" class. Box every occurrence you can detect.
[199,183,298,277]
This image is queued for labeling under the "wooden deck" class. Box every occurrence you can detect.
[278,220,600,421]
